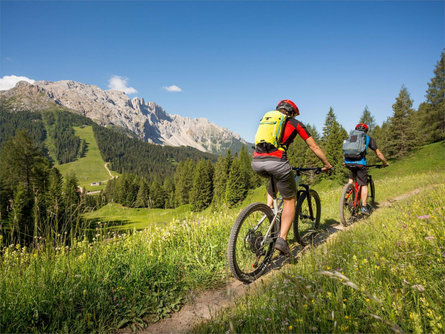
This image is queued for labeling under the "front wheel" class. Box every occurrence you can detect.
[339,183,359,226]
[294,190,321,246]
[368,177,376,208]
[227,203,277,283]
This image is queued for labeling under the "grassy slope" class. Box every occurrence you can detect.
[84,141,445,230]
[1,142,443,333]
[195,185,445,333]
[56,126,119,190]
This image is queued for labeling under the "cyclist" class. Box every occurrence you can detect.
[251,99,332,256]
[344,123,389,215]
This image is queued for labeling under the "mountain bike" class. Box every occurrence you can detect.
[227,167,323,283]
[339,164,383,226]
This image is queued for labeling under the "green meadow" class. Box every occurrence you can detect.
[55,126,119,190]
[1,142,444,333]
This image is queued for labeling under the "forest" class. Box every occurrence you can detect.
[0,51,443,246]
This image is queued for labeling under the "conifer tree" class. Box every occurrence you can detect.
[322,109,348,179]
[212,149,233,205]
[190,160,214,212]
[135,179,149,208]
[46,167,64,224]
[419,51,445,143]
[387,86,416,158]
[358,106,376,133]
[64,172,80,220]
[149,179,165,208]
[321,107,336,147]
[163,178,175,209]
[225,158,247,206]
[238,145,254,189]
[174,159,195,206]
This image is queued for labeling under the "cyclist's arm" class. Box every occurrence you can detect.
[375,149,389,166]
[305,137,332,170]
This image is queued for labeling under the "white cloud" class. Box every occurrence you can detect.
[0,75,35,91]
[163,85,182,92]
[108,75,137,94]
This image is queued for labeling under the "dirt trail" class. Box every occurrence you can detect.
[140,185,433,334]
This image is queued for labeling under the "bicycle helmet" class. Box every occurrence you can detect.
[276,99,299,116]
[355,123,369,133]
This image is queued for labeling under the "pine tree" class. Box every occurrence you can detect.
[46,167,64,224]
[238,145,254,189]
[163,178,175,209]
[419,51,445,143]
[190,160,214,212]
[149,179,165,208]
[174,159,195,206]
[387,86,416,158]
[135,179,149,208]
[358,106,376,133]
[321,107,336,147]
[64,172,80,220]
[225,158,247,206]
[322,109,348,180]
[212,149,234,205]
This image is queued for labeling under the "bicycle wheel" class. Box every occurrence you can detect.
[368,177,375,208]
[339,183,359,226]
[294,189,321,246]
[227,202,277,283]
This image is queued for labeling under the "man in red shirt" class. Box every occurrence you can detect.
[251,99,332,255]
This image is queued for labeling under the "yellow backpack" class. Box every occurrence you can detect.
[254,110,288,153]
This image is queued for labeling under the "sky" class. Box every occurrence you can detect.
[1,0,444,142]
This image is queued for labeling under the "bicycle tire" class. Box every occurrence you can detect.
[294,189,321,246]
[339,183,359,226]
[227,202,277,283]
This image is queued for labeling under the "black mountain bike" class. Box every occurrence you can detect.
[339,164,383,226]
[227,167,323,283]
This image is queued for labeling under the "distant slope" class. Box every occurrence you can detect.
[0,102,217,183]
[56,126,118,190]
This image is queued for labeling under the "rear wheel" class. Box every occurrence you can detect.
[339,183,360,226]
[227,203,277,283]
[294,190,321,246]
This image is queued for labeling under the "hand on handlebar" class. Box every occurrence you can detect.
[321,163,333,172]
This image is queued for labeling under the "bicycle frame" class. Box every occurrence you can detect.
[345,166,379,210]
[257,167,320,248]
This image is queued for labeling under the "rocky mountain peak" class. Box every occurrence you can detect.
[0,79,250,154]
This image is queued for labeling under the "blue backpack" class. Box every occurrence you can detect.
[342,130,368,160]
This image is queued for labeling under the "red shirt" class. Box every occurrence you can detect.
[253,118,311,161]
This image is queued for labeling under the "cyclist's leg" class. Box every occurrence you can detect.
[356,167,368,207]
[280,196,296,239]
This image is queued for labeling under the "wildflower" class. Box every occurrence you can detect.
[345,315,349,319]
[417,215,430,219]
[326,266,331,270]
[365,299,370,302]
[425,236,434,240]
[412,284,425,292]
[289,325,293,330]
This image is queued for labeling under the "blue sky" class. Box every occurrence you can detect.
[1,1,444,142]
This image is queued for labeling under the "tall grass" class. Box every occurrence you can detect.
[194,184,445,333]
[1,142,444,332]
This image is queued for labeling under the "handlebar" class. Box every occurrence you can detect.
[292,167,334,176]
[366,164,384,169]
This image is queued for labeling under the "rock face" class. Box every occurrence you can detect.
[0,80,250,154]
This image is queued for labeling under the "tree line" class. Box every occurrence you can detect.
[101,145,261,211]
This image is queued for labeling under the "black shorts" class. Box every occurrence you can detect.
[347,165,368,186]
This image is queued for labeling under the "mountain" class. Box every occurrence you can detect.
[0,80,251,154]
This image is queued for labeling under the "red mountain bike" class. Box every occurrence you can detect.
[339,164,383,226]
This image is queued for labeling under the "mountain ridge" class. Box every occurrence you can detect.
[0,80,251,154]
